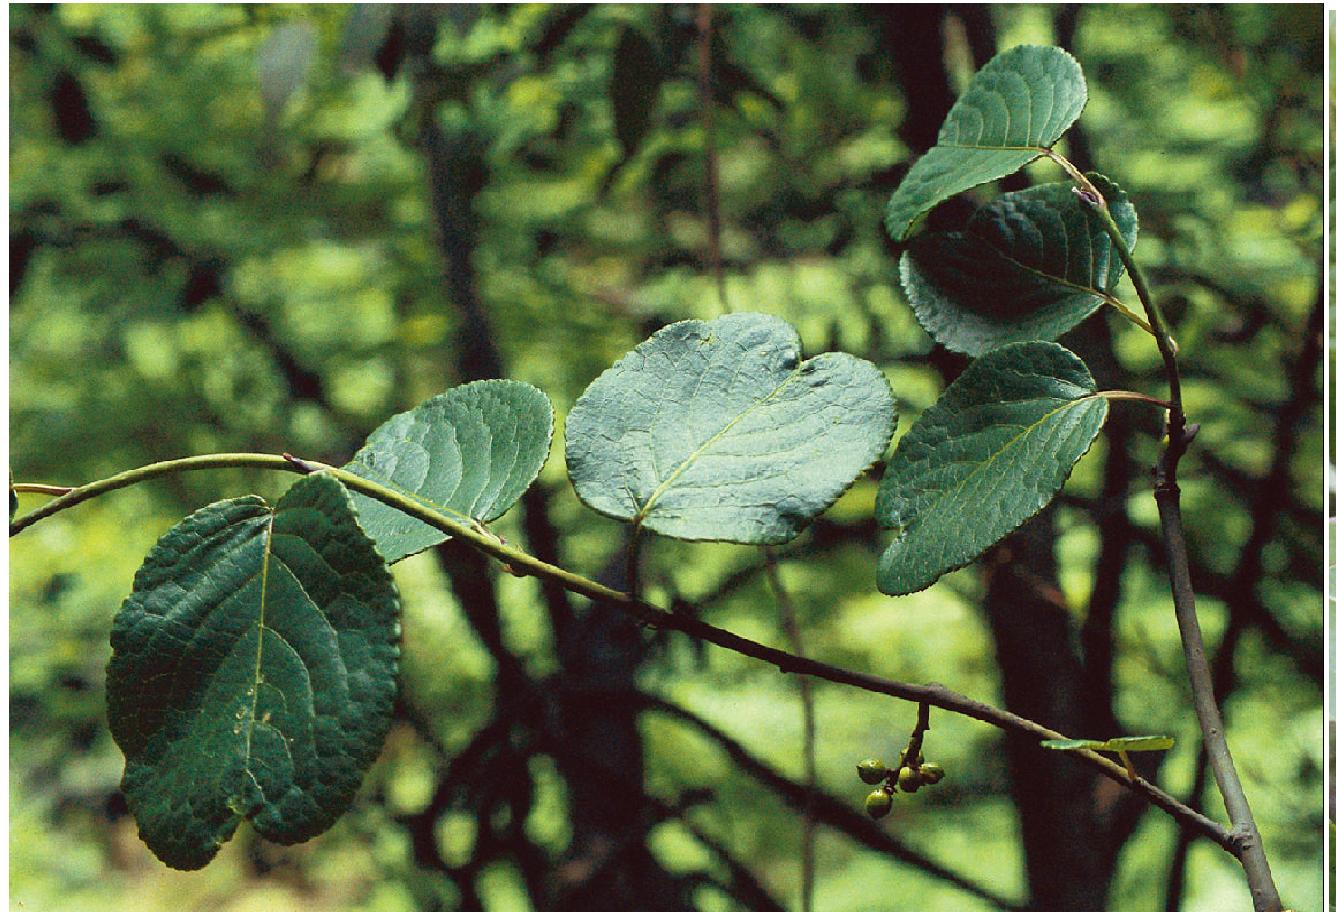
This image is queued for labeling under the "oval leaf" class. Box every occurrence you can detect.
[885,45,1087,241]
[344,380,554,563]
[107,474,400,870]
[566,313,896,544]
[876,342,1107,595]
[1042,736,1174,752]
[901,174,1137,355]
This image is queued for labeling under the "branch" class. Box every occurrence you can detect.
[642,694,1022,911]
[764,550,816,912]
[1163,284,1321,911]
[696,3,727,312]
[648,794,787,912]
[1085,183,1281,911]
[10,453,1236,854]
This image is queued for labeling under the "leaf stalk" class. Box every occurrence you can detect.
[9,451,1238,855]
[1073,161,1282,911]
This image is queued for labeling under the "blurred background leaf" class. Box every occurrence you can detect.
[10,5,1321,911]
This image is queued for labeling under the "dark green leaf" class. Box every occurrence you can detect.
[611,26,662,160]
[885,45,1087,241]
[1041,736,1174,752]
[566,313,896,544]
[900,174,1137,355]
[344,380,553,564]
[106,474,400,870]
[876,342,1107,595]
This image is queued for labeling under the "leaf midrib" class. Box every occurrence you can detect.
[982,235,1109,302]
[940,142,1050,153]
[891,393,1095,530]
[243,510,276,787]
[635,361,805,524]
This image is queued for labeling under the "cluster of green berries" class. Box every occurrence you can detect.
[856,755,945,819]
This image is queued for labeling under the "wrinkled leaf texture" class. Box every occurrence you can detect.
[107,474,400,869]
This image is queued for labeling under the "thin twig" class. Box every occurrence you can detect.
[764,549,815,912]
[889,703,932,786]
[9,453,1237,853]
[644,694,1023,911]
[697,3,728,313]
[1085,182,1281,911]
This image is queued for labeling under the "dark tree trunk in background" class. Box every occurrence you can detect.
[879,7,1141,909]
[405,10,685,907]
[981,515,1115,912]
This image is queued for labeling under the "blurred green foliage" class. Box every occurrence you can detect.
[10,5,1322,911]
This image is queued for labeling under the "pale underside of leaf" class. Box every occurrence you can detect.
[107,474,399,870]
[344,379,553,564]
[1042,736,1174,752]
[885,45,1087,241]
[876,342,1108,596]
[565,312,896,544]
[901,174,1137,355]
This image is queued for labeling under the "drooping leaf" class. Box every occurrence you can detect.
[106,474,400,870]
[1041,736,1175,752]
[610,25,663,160]
[876,342,1107,595]
[565,313,896,544]
[344,380,553,564]
[900,174,1138,355]
[885,45,1087,241]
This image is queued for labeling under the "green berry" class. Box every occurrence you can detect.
[897,766,923,793]
[919,762,945,785]
[856,758,887,785]
[864,788,893,819]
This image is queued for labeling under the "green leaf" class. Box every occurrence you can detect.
[1041,736,1175,752]
[876,342,1107,595]
[107,474,400,870]
[900,174,1137,355]
[565,312,896,544]
[885,45,1087,241]
[344,380,554,563]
